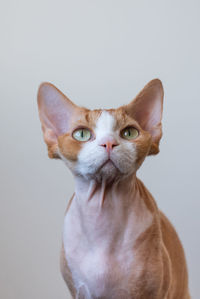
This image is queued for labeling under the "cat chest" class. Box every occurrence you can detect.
[62,198,154,298]
[63,218,141,298]
[65,241,136,298]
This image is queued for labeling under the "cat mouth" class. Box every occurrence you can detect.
[98,159,118,171]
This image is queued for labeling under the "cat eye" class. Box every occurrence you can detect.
[121,127,139,140]
[72,128,91,142]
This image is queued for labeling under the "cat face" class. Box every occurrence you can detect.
[37,80,163,182]
[58,109,151,182]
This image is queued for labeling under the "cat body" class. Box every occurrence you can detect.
[37,80,190,299]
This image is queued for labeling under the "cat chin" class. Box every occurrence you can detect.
[97,161,119,181]
[59,151,134,183]
[84,162,130,184]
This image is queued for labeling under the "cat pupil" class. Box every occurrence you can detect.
[81,130,84,138]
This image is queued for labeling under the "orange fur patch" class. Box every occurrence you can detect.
[57,109,102,161]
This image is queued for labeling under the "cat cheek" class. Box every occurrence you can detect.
[121,147,138,173]
[58,135,83,161]
[134,134,152,165]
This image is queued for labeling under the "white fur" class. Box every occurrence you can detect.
[95,110,116,140]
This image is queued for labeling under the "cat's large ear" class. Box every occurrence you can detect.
[37,82,77,158]
[124,79,164,155]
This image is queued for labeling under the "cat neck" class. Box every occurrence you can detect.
[73,173,153,213]
[69,174,155,250]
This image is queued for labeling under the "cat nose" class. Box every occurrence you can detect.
[99,139,119,153]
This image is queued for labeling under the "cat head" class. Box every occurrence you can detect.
[37,79,163,182]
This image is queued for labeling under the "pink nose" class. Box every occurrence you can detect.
[100,139,119,153]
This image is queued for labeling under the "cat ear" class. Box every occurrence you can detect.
[124,79,164,155]
[37,82,77,158]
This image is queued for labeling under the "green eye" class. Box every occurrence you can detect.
[121,127,139,140]
[72,128,91,142]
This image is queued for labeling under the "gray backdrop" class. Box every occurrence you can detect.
[0,0,199,298]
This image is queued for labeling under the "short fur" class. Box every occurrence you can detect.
[37,79,190,299]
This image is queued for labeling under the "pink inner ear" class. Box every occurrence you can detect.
[124,79,164,143]
[40,98,72,136]
[38,82,77,144]
[136,95,162,133]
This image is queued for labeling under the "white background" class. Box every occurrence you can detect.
[0,0,199,298]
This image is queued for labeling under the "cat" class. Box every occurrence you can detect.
[37,79,190,299]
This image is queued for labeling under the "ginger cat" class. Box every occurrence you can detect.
[37,79,190,299]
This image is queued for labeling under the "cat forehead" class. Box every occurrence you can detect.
[94,109,135,132]
[70,108,135,133]
[72,110,115,128]
[96,111,116,133]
